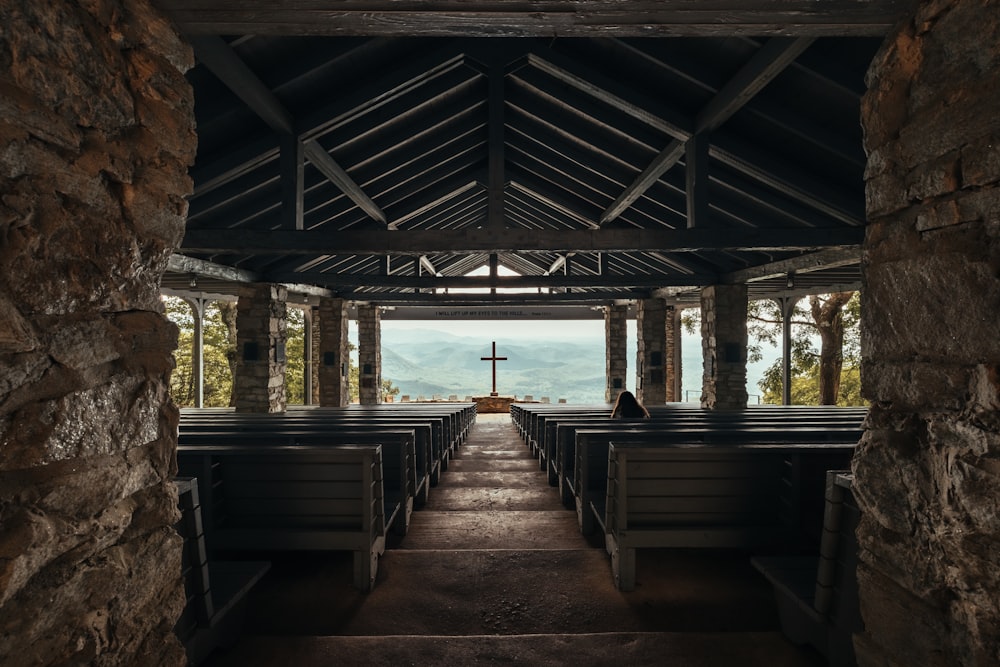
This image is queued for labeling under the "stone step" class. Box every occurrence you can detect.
[434,470,549,489]
[234,549,786,639]
[423,486,562,512]
[396,510,582,550]
[203,631,821,667]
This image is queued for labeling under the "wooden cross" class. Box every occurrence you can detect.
[480,340,508,397]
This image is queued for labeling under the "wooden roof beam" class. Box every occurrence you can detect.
[601,37,813,225]
[268,273,710,289]
[157,2,910,38]
[190,36,387,225]
[183,226,864,255]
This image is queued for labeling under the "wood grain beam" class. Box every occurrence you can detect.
[720,246,861,284]
[191,35,387,224]
[600,37,813,225]
[168,254,260,283]
[302,140,387,224]
[183,226,865,255]
[695,37,815,133]
[266,272,712,289]
[600,141,686,224]
[156,2,911,37]
[340,290,654,305]
[280,134,305,230]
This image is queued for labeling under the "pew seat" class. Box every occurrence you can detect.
[752,471,863,667]
[601,442,855,591]
[177,444,389,591]
[174,477,270,666]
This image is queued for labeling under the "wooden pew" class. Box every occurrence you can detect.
[564,415,864,523]
[600,441,856,591]
[751,471,863,667]
[180,428,422,518]
[180,406,458,486]
[177,444,388,591]
[174,477,270,665]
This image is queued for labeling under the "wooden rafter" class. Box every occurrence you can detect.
[156,1,911,38]
[183,226,864,256]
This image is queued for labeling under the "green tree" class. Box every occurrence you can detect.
[284,307,306,404]
[381,378,400,402]
[164,296,238,408]
[756,292,862,406]
[165,296,195,405]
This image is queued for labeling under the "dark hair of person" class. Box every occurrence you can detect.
[611,390,650,419]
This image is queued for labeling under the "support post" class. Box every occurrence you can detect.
[234,284,288,413]
[700,284,748,410]
[605,304,629,402]
[636,298,668,406]
[357,304,382,405]
[318,297,351,407]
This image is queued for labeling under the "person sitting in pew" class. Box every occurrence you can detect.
[611,390,650,419]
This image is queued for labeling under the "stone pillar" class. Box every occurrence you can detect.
[0,2,194,664]
[234,284,288,413]
[855,2,1000,664]
[357,304,382,405]
[636,298,667,406]
[605,304,628,402]
[317,297,350,407]
[665,305,683,402]
[700,285,748,409]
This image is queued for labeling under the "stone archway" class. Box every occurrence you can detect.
[0,2,195,664]
[3,1,1000,665]
[854,1,1000,663]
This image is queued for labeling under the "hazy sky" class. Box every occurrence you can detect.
[380,319,609,340]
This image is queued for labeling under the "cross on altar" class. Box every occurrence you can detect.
[480,341,508,397]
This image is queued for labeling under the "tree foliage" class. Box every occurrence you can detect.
[165,296,238,408]
[753,292,862,406]
[681,292,863,406]
[165,297,398,406]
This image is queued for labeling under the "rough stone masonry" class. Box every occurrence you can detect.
[0,1,195,664]
[855,0,1000,664]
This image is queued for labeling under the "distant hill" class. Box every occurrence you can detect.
[381,330,606,402]
[378,326,775,403]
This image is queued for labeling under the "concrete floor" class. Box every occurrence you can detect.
[202,414,825,666]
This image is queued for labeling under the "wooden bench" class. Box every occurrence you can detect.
[180,428,421,523]
[174,477,270,665]
[751,471,863,667]
[523,407,865,500]
[180,406,458,486]
[176,444,389,591]
[569,420,864,530]
[600,441,856,591]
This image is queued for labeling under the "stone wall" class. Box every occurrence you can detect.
[474,395,518,413]
[0,1,194,664]
[636,298,667,406]
[234,284,288,413]
[855,1,1000,664]
[604,304,628,402]
[700,285,748,409]
[357,304,382,404]
[317,297,350,407]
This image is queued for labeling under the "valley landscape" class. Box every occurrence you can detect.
[376,325,773,404]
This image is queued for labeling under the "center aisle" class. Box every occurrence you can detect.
[205,413,824,666]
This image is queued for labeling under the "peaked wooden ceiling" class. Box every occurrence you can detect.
[156,1,913,307]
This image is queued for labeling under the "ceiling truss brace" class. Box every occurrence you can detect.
[600,37,814,225]
[190,36,386,225]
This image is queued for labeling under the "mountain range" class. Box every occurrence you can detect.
[375,327,775,403]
